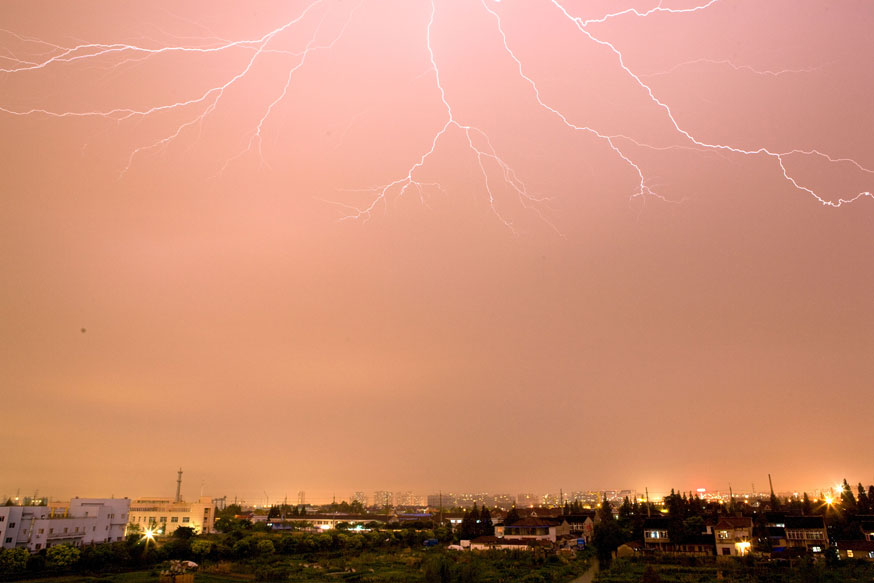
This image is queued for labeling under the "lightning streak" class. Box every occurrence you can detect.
[0,0,871,222]
[548,0,873,207]
[343,0,555,232]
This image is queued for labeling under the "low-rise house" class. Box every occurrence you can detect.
[643,517,713,555]
[784,516,828,553]
[713,516,753,556]
[562,513,596,543]
[643,517,672,551]
[836,540,874,560]
[268,513,395,531]
[671,534,715,556]
[467,535,551,551]
[859,518,874,542]
[495,517,570,542]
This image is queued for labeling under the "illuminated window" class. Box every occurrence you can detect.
[847,550,854,558]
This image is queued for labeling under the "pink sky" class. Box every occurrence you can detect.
[1,0,872,503]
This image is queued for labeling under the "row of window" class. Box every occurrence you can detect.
[845,550,874,559]
[132,516,190,523]
[786,531,825,540]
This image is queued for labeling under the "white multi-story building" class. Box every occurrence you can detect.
[127,496,214,536]
[0,498,130,551]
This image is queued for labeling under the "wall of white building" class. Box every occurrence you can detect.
[0,498,130,551]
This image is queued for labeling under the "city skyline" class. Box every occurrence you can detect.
[2,0,872,498]
[3,473,869,508]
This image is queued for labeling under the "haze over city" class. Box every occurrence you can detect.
[1,0,872,503]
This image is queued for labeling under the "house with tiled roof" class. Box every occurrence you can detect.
[494,516,570,542]
[713,516,753,556]
[836,540,874,560]
[784,515,828,553]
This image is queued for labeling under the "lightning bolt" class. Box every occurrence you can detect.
[1,0,870,229]
[640,57,836,80]
[547,0,873,208]
[339,0,555,233]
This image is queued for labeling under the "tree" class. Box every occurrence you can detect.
[172,526,195,540]
[593,520,624,568]
[858,483,871,514]
[0,548,29,573]
[216,503,243,520]
[770,491,781,511]
[480,506,494,536]
[598,497,614,525]
[46,544,81,569]
[459,509,476,540]
[841,479,857,513]
[256,539,275,556]
[191,539,214,559]
[618,497,633,523]
[504,506,520,526]
[802,492,812,515]
[682,516,705,541]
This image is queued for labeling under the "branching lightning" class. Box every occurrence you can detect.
[548,0,873,208]
[1,0,870,228]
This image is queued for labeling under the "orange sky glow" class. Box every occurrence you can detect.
[1,0,872,504]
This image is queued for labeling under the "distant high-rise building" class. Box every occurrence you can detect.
[492,494,514,509]
[517,493,537,507]
[373,490,393,508]
[541,492,559,507]
[297,491,306,506]
[395,491,414,507]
